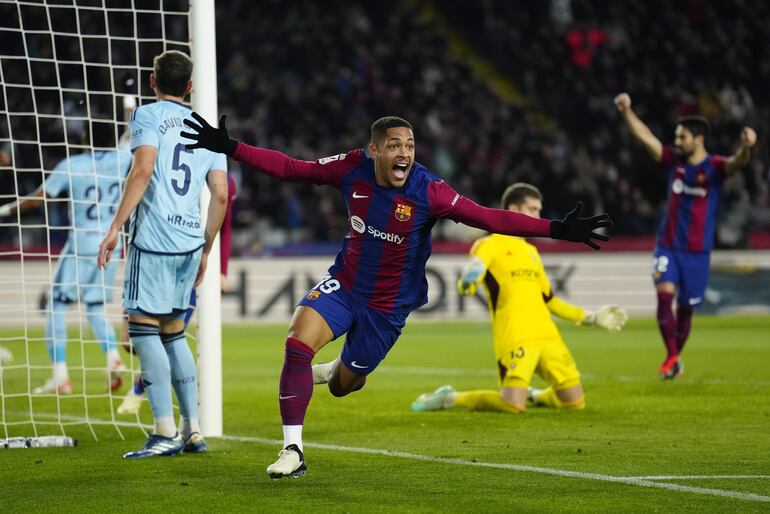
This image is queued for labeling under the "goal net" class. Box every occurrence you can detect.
[0,0,198,443]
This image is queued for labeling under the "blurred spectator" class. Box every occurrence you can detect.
[2,0,769,254]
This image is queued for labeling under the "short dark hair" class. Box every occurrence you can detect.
[501,182,542,210]
[153,50,193,97]
[370,116,413,145]
[676,115,710,141]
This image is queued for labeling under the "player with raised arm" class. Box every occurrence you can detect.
[614,93,756,379]
[411,183,627,414]
[0,125,131,394]
[182,114,612,478]
[98,50,229,458]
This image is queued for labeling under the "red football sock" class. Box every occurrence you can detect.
[656,291,678,358]
[278,337,316,425]
[675,305,694,354]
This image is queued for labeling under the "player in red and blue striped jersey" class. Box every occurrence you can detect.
[182,114,612,478]
[615,93,757,379]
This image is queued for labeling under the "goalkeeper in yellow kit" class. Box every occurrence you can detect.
[412,183,627,413]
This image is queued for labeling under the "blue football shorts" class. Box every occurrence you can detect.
[52,250,119,305]
[652,245,711,308]
[298,274,408,376]
[122,245,202,319]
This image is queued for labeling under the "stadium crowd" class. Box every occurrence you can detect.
[215,0,769,251]
[2,0,768,251]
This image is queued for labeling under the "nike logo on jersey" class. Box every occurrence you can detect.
[350,361,369,369]
[279,394,297,400]
[352,192,369,199]
[688,297,702,305]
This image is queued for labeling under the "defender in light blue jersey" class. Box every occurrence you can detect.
[98,50,229,458]
[0,138,131,395]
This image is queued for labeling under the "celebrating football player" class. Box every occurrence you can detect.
[182,114,612,478]
[614,92,756,379]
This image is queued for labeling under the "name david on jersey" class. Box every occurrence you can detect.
[349,215,405,244]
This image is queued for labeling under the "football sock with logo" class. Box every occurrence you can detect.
[455,390,523,413]
[279,338,315,450]
[162,331,198,436]
[675,305,694,354]
[86,303,118,357]
[129,322,175,437]
[45,300,69,369]
[656,291,678,358]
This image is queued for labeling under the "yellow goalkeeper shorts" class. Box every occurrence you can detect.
[496,337,581,390]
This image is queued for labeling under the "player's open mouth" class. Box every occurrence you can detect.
[392,162,409,180]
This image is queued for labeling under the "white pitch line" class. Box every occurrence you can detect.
[7,414,770,502]
[221,434,770,504]
[628,475,770,481]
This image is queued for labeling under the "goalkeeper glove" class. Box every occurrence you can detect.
[457,278,477,296]
[550,202,612,250]
[181,112,238,157]
[585,305,628,332]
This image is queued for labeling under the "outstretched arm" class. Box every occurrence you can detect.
[724,127,757,175]
[429,181,612,250]
[545,294,627,332]
[614,92,663,162]
[539,263,626,331]
[0,186,45,218]
[181,112,359,186]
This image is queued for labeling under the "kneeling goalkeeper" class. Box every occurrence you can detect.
[412,183,627,413]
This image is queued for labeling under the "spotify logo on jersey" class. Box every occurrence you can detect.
[350,215,366,234]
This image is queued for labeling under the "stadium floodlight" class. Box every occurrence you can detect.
[0,0,222,442]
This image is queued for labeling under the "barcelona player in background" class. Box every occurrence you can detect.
[182,114,612,479]
[412,183,627,414]
[614,93,757,379]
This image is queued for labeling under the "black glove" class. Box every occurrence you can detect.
[550,202,612,251]
[181,112,238,157]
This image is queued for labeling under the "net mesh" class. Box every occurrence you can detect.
[0,0,191,441]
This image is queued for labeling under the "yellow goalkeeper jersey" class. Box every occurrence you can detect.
[470,234,585,350]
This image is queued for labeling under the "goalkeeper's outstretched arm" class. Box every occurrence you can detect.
[545,294,627,332]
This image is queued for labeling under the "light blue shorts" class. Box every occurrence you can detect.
[52,251,120,305]
[122,244,202,317]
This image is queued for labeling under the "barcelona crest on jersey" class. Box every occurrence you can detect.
[395,203,412,222]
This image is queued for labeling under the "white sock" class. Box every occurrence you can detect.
[312,357,339,384]
[282,425,303,452]
[107,349,122,368]
[54,362,69,384]
[154,416,177,438]
[179,417,201,439]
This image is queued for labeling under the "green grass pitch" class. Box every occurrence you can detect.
[1,317,769,512]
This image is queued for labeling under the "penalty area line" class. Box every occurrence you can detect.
[221,434,770,504]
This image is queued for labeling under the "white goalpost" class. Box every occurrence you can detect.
[0,0,222,443]
[190,0,222,438]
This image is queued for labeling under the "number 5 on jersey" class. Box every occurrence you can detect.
[171,143,193,196]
